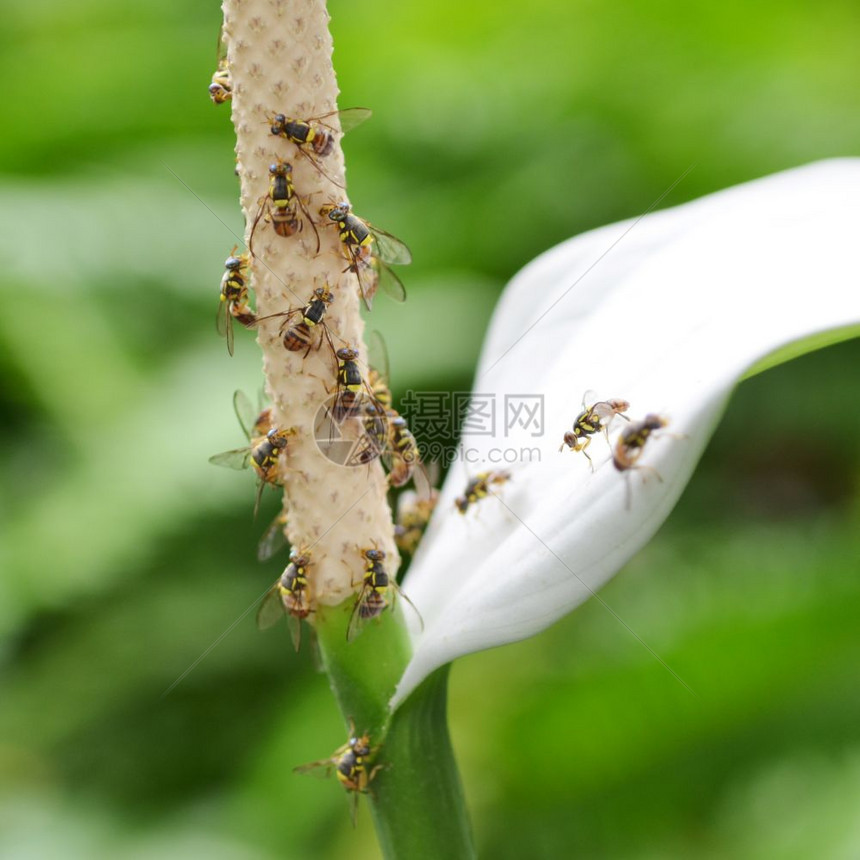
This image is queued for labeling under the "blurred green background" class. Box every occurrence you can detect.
[2,0,860,857]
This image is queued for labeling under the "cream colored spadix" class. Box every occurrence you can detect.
[393,159,860,708]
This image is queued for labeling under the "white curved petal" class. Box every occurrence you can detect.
[394,159,860,708]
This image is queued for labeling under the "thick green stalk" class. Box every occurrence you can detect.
[316,605,475,860]
[372,666,475,859]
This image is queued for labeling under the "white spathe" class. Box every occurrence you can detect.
[392,159,860,708]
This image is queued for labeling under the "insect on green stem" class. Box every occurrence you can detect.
[314,602,475,859]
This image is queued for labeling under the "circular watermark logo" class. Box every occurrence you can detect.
[313,393,386,467]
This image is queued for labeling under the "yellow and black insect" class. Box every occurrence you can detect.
[319,202,410,311]
[258,285,336,356]
[251,159,319,253]
[209,67,231,104]
[613,413,674,509]
[347,547,422,641]
[559,395,630,466]
[348,420,425,495]
[347,331,426,490]
[208,24,232,104]
[455,470,512,514]
[356,330,395,459]
[294,720,382,825]
[311,347,379,467]
[395,488,439,556]
[257,547,312,650]
[217,249,256,356]
[347,547,389,640]
[367,368,392,412]
[349,397,388,466]
[612,413,669,475]
[345,416,427,493]
[345,403,425,495]
[209,391,295,515]
[338,332,392,465]
[269,108,372,186]
[333,346,367,421]
[209,427,293,515]
[385,415,423,488]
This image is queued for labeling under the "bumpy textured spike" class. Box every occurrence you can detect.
[222,0,399,606]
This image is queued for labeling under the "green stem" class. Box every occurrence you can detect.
[371,665,475,859]
[315,603,475,860]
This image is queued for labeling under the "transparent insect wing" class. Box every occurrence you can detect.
[375,259,407,303]
[580,388,600,410]
[346,431,384,468]
[256,585,286,630]
[346,587,368,642]
[367,329,391,389]
[333,107,372,134]
[257,514,289,562]
[294,757,337,779]
[354,261,379,311]
[233,389,258,441]
[215,21,228,64]
[370,226,412,266]
[346,583,378,642]
[410,461,434,500]
[257,306,304,346]
[588,401,615,422]
[396,584,425,632]
[216,301,235,356]
[591,399,630,423]
[424,460,441,493]
[208,447,252,470]
[252,476,268,520]
[348,791,359,828]
[296,148,345,189]
[294,737,353,778]
[307,629,324,673]
[287,614,303,652]
[294,193,321,254]
[248,196,269,256]
[305,107,372,141]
